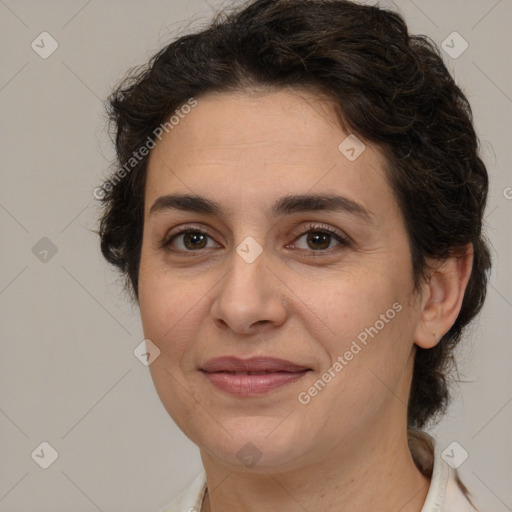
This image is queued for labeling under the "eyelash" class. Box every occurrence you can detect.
[158,222,350,256]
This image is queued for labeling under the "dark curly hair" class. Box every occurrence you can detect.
[97,0,491,429]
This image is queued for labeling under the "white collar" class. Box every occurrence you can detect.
[421,439,451,511]
[159,470,207,512]
[422,441,477,512]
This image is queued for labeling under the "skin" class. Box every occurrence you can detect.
[138,88,473,512]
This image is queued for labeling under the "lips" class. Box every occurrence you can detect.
[201,356,310,373]
[200,357,311,396]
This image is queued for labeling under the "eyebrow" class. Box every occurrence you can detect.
[149,193,373,223]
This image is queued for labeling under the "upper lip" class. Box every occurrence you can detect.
[200,356,310,373]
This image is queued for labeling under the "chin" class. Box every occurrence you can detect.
[196,417,312,472]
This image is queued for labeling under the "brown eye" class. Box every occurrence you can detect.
[163,230,218,252]
[305,232,332,250]
[291,226,349,252]
[181,232,209,250]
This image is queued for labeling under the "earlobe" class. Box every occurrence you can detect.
[414,243,474,349]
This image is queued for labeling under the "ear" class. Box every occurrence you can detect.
[414,243,474,349]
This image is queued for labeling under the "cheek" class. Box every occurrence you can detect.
[140,279,194,349]
[310,267,414,388]
[138,263,209,434]
[138,252,219,374]
[138,255,187,353]
[306,267,403,344]
[297,300,413,444]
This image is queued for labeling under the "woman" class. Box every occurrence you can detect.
[97,0,491,510]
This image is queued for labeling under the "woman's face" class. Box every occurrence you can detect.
[138,88,423,471]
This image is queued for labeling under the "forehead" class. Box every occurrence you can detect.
[151,88,347,157]
[144,88,392,219]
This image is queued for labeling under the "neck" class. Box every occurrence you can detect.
[200,425,431,512]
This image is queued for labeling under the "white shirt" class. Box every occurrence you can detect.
[159,438,477,512]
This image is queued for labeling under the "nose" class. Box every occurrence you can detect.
[210,248,288,336]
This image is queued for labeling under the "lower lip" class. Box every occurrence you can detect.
[202,371,309,396]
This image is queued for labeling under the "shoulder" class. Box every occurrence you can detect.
[158,470,207,512]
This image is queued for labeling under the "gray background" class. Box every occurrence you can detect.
[0,0,510,510]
